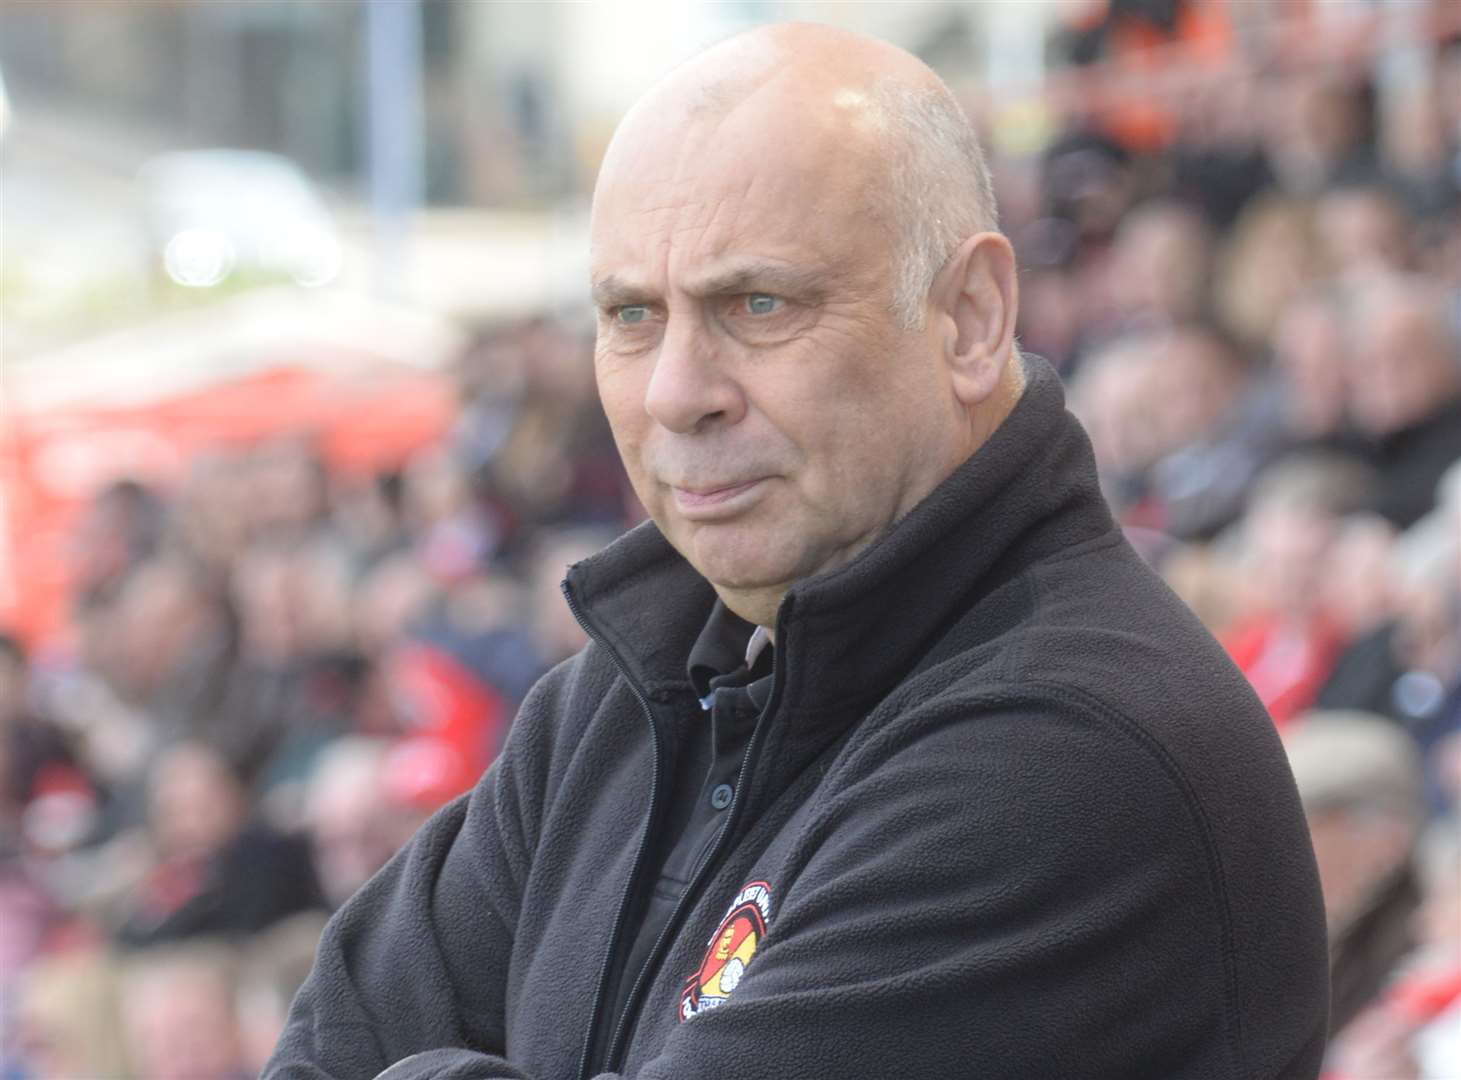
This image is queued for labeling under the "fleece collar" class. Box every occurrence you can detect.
[563,355,1114,718]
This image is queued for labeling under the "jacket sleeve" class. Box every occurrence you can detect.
[263,670,554,1080]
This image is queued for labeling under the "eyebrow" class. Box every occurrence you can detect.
[590,259,826,309]
[688,260,826,299]
[590,274,646,309]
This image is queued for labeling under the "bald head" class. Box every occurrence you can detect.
[588,23,1019,629]
[595,23,997,328]
[620,22,934,117]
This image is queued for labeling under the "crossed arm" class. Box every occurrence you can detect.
[265,706,1324,1080]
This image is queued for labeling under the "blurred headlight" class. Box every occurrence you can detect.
[163,228,236,288]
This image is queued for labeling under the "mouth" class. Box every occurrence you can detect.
[670,478,769,518]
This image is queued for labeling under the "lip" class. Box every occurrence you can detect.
[670,477,769,518]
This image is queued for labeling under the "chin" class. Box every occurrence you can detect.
[678,523,804,594]
[691,552,794,595]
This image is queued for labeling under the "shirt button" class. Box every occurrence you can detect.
[710,784,734,811]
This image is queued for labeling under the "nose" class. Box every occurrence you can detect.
[643,316,747,434]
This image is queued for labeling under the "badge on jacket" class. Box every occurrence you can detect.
[679,880,773,1020]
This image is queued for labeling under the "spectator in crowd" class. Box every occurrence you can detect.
[1212,195,1320,351]
[1262,68,1378,195]
[1319,513,1398,644]
[1404,822,1461,1070]
[236,912,333,1076]
[302,737,419,909]
[1284,710,1426,1036]
[0,634,87,841]
[222,538,364,788]
[1170,60,1275,228]
[1382,81,1458,221]
[471,318,627,537]
[330,469,410,573]
[1222,455,1372,726]
[1107,199,1213,332]
[1341,275,1461,529]
[377,524,615,809]
[114,742,321,947]
[68,479,165,609]
[1269,287,1360,453]
[1324,819,1461,1079]
[405,446,505,584]
[1326,473,1461,1080]
[1143,322,1287,539]
[1317,182,1414,275]
[246,436,334,544]
[1053,0,1235,155]
[1318,508,1459,718]
[14,949,129,1080]
[353,550,436,662]
[1012,265,1087,374]
[173,453,254,578]
[1066,334,1166,514]
[119,942,253,1080]
[0,860,63,1075]
[379,636,510,806]
[107,558,234,750]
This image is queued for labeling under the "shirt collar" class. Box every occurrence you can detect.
[687,600,774,709]
[744,625,772,669]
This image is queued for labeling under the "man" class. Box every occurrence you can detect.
[121,944,254,1080]
[1341,273,1461,530]
[268,23,1327,1079]
[1284,711,1426,1036]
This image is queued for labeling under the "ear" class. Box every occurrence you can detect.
[933,232,1018,407]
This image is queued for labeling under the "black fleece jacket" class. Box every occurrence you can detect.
[266,357,1329,1080]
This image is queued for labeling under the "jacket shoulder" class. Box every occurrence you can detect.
[851,536,1330,1076]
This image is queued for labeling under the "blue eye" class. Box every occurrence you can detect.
[616,305,650,325]
[745,293,780,315]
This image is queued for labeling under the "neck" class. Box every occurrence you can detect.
[714,585,788,635]
[972,358,1026,447]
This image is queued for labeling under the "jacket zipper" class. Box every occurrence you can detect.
[562,582,667,1080]
[600,598,794,1072]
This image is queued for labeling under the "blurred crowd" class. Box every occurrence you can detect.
[3,3,1461,1077]
[1016,4,1461,1072]
[1,316,633,1078]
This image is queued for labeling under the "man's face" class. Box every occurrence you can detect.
[589,93,963,612]
[1347,303,1455,436]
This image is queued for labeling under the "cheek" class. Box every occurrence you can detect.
[595,361,650,452]
[767,395,908,522]
[598,372,691,534]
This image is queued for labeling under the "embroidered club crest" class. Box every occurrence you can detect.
[679,880,772,1020]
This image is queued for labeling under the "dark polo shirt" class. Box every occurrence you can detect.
[592,600,773,1058]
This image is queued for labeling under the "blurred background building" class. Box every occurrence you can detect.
[2,1,1460,1076]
